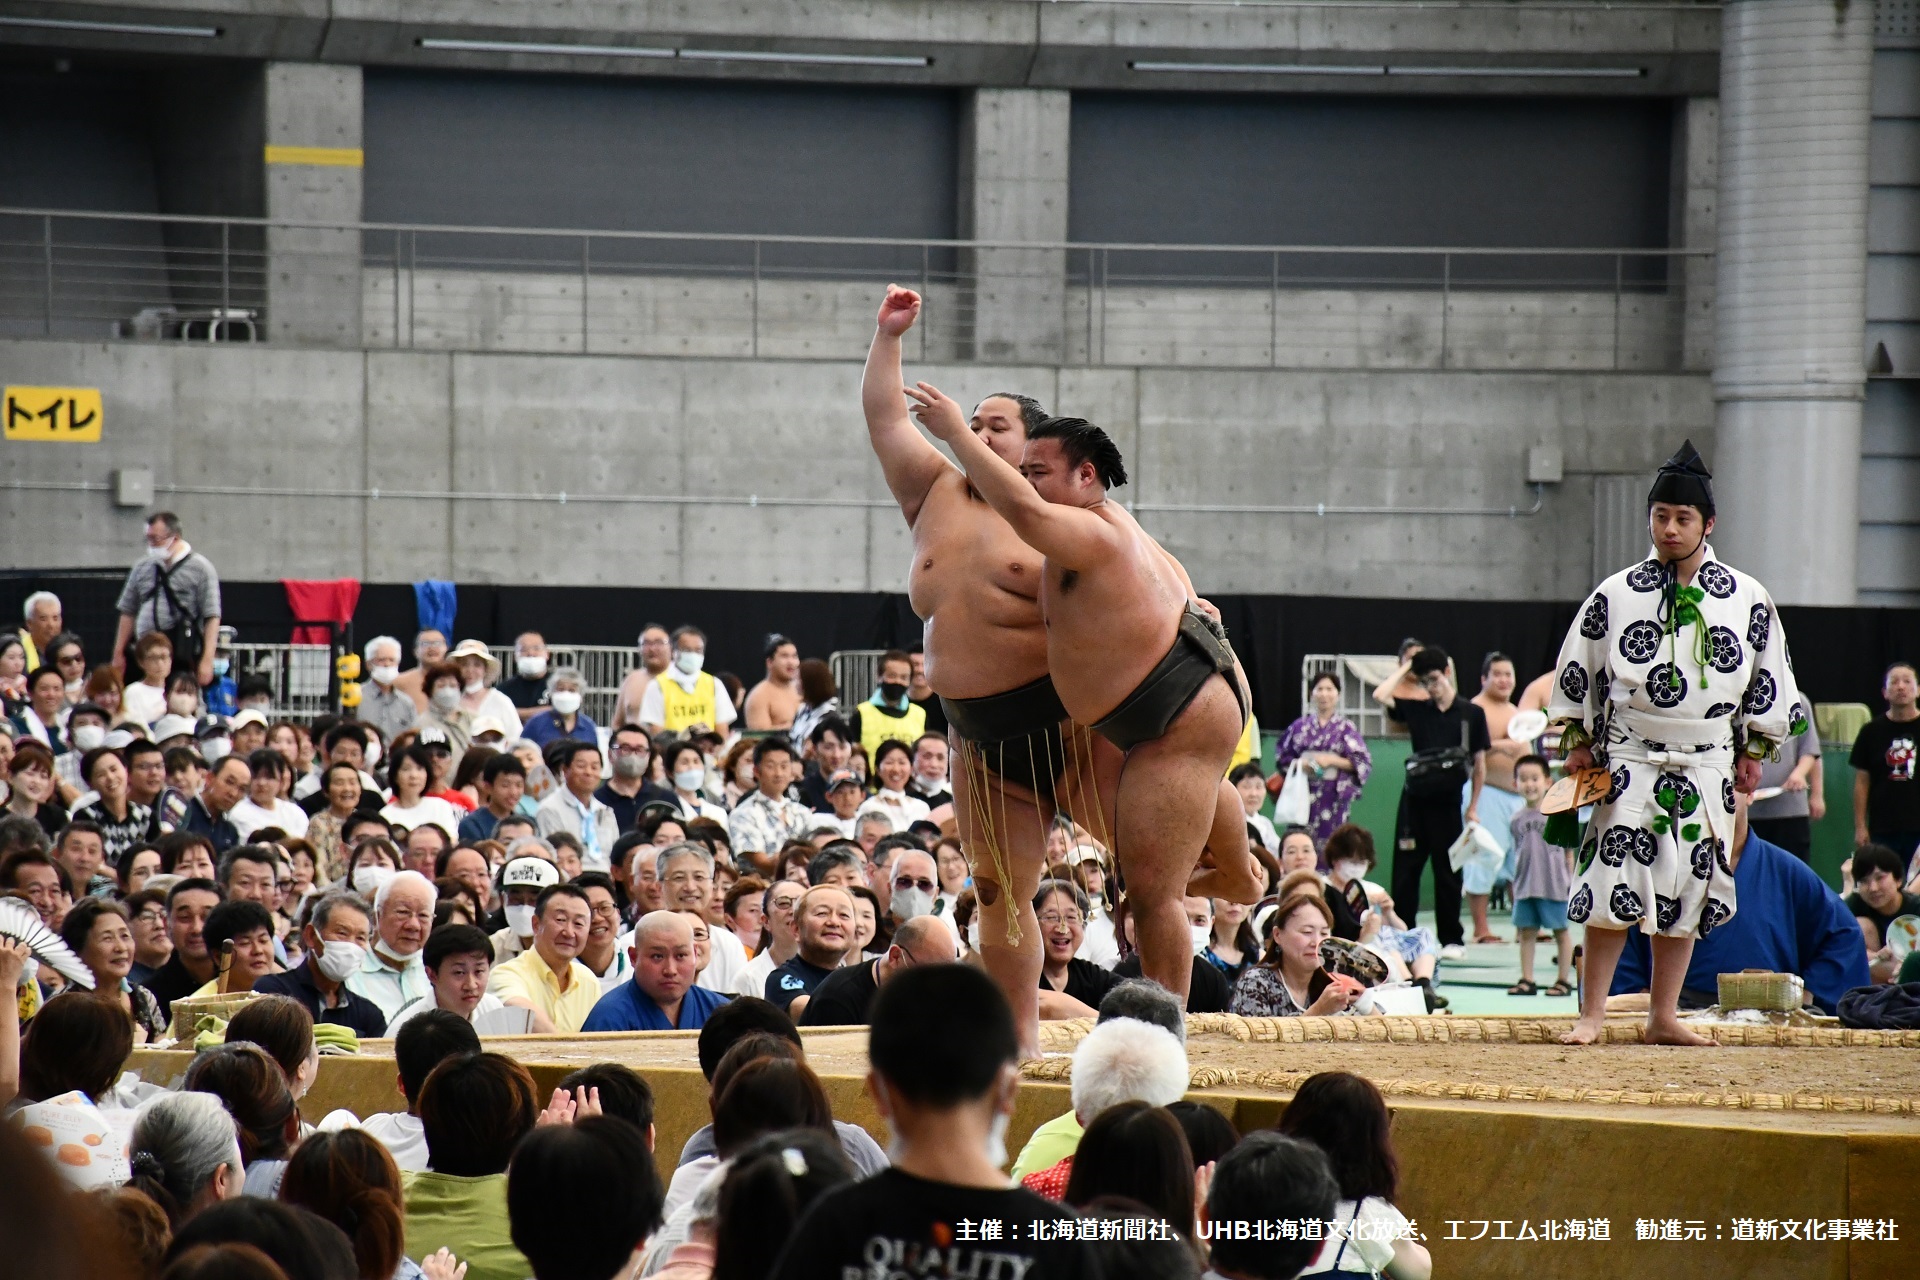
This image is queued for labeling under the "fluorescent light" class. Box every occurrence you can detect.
[1129,59,1644,80]
[417,37,673,59]
[678,49,930,68]
[416,38,928,68]
[1388,65,1644,79]
[0,15,220,38]
[1130,60,1382,76]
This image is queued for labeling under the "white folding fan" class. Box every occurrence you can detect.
[0,896,95,989]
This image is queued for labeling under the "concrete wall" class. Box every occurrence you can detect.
[0,337,1710,600]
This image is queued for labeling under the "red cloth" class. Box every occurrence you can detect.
[281,579,361,645]
[1022,1156,1073,1201]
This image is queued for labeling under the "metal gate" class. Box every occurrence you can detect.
[487,644,642,726]
[230,643,338,721]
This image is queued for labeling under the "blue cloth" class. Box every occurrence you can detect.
[581,979,729,1032]
[1513,897,1569,931]
[412,580,457,640]
[204,675,237,717]
[521,710,600,749]
[1609,834,1870,1014]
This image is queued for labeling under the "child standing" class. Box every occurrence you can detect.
[1507,755,1574,996]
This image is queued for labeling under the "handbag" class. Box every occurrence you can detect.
[1273,759,1313,826]
[1403,718,1470,800]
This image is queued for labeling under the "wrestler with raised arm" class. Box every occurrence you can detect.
[863,285,1115,1055]
[904,382,1263,1003]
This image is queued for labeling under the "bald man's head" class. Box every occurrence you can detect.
[630,909,698,1005]
[888,914,958,972]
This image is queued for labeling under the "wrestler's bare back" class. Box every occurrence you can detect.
[906,469,1053,701]
[1039,500,1190,725]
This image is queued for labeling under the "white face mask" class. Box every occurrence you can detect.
[1334,860,1369,884]
[65,678,84,698]
[891,886,935,923]
[364,739,382,769]
[550,690,583,716]
[517,656,548,679]
[431,687,460,712]
[72,724,106,752]
[504,903,537,938]
[674,651,704,676]
[314,939,364,982]
[674,768,706,793]
[368,664,398,686]
[462,679,485,694]
[352,865,396,896]
[145,542,171,560]
[374,937,420,964]
[167,694,197,716]
[967,915,981,952]
[202,737,231,764]
[914,772,947,793]
[1191,922,1213,954]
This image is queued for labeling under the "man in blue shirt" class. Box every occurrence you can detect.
[1611,799,1869,1015]
[583,910,730,1031]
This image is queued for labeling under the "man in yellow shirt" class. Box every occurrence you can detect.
[486,883,598,1033]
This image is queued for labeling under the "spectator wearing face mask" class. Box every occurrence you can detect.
[110,511,222,689]
[346,870,437,1020]
[357,636,418,745]
[595,725,675,834]
[846,651,923,764]
[522,667,598,749]
[252,889,388,1035]
[639,627,736,737]
[496,632,555,725]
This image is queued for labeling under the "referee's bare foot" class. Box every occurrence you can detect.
[1645,1016,1715,1047]
[1558,1014,1606,1045]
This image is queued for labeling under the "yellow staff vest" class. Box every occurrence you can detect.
[861,700,927,759]
[1229,714,1259,772]
[658,672,720,732]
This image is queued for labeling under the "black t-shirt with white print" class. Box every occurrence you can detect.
[771,1169,1099,1280]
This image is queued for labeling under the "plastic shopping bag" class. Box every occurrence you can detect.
[1273,760,1312,827]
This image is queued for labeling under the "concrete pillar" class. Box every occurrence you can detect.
[1674,97,1717,373]
[265,63,363,347]
[958,89,1070,363]
[1712,0,1873,605]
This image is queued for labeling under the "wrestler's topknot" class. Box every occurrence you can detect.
[979,392,1049,434]
[1028,416,1129,489]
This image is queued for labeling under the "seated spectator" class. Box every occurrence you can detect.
[1035,879,1122,1018]
[677,997,887,1176]
[653,842,748,992]
[381,747,459,842]
[183,1043,299,1197]
[1846,843,1920,984]
[509,1116,664,1280]
[387,924,542,1036]
[195,899,279,998]
[1610,798,1871,1013]
[1017,1019,1191,1200]
[99,1186,173,1279]
[224,995,319,1103]
[533,740,617,873]
[360,1009,482,1172]
[520,666,599,750]
[1011,979,1188,1181]
[347,872,436,1021]
[770,965,1092,1280]
[279,1128,463,1280]
[163,1199,359,1280]
[853,741,931,835]
[487,853,559,964]
[1228,892,1362,1018]
[1201,1133,1341,1280]
[733,880,803,1000]
[1278,1072,1431,1280]
[457,754,529,845]
[58,897,169,1042]
[127,1091,246,1227]
[797,914,957,1028]
[404,1052,538,1280]
[141,878,222,1022]
[1062,1103,1198,1258]
[710,1129,855,1280]
[16,989,134,1105]
[251,890,388,1038]
[765,885,857,1015]
[487,883,599,1033]
[1166,1098,1240,1169]
[555,1063,655,1145]
[582,910,730,1032]
[1108,895,1233,1014]
[230,751,308,844]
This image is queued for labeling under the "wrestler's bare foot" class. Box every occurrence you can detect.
[1644,1016,1715,1047]
[1558,1014,1608,1045]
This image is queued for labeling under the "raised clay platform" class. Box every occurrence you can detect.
[131,1014,1920,1279]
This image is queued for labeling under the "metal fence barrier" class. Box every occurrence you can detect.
[230,642,339,722]
[0,207,1713,373]
[1301,653,1401,739]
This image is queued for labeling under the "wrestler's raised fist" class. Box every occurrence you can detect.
[904,381,967,442]
[877,285,921,336]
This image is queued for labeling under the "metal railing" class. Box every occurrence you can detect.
[483,644,641,728]
[0,208,1713,372]
[1301,653,1401,738]
[230,642,339,722]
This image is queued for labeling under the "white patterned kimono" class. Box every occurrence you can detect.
[1547,545,1806,938]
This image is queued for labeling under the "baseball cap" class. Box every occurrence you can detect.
[469,716,509,741]
[500,856,561,890]
[229,709,269,732]
[827,770,862,792]
[416,725,452,749]
[193,715,230,740]
[151,714,197,744]
[1065,844,1106,866]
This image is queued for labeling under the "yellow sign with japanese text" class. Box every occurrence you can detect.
[4,386,102,441]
